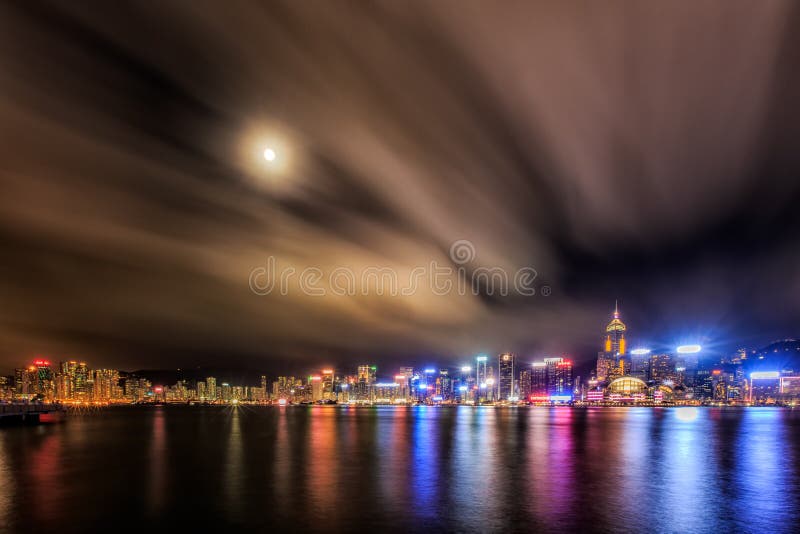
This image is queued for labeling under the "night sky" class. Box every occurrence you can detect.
[1,1,799,373]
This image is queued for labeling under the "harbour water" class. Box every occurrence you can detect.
[1,406,798,533]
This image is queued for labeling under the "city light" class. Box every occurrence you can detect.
[3,304,796,408]
[675,407,699,422]
[751,371,780,379]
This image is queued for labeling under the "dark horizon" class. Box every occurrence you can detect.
[2,1,800,373]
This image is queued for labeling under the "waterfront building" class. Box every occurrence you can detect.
[14,367,34,399]
[531,362,547,397]
[553,359,573,395]
[206,377,217,400]
[497,353,516,400]
[596,353,615,382]
[221,383,232,402]
[321,369,334,400]
[597,302,628,382]
[519,369,531,400]
[93,369,121,401]
[436,369,451,401]
[356,365,376,401]
[607,376,648,401]
[476,356,489,402]
[309,376,323,401]
[604,301,627,356]
[649,353,675,385]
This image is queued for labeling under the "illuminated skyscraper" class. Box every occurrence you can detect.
[497,353,516,400]
[459,365,474,403]
[649,354,675,385]
[437,369,451,400]
[476,355,489,402]
[597,302,628,382]
[309,376,323,401]
[604,301,627,355]
[519,368,531,400]
[357,365,376,384]
[545,358,562,393]
[206,377,217,401]
[357,365,376,401]
[14,367,34,399]
[554,360,573,395]
[531,362,547,397]
[29,360,55,400]
[321,369,334,400]
[74,362,90,401]
[93,369,120,401]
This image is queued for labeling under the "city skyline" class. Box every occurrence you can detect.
[5,304,798,406]
[3,3,800,533]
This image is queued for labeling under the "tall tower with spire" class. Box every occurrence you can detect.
[597,301,629,381]
[604,300,627,356]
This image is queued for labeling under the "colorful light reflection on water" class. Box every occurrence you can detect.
[0,406,798,532]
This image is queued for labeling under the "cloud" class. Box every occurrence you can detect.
[0,1,798,372]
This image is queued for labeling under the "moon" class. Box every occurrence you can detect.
[263,148,276,161]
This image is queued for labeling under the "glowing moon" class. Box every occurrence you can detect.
[263,148,276,161]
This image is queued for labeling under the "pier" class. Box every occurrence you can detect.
[0,402,65,425]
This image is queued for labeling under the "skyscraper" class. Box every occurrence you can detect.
[604,301,627,355]
[476,355,489,402]
[545,358,563,394]
[206,377,217,401]
[357,365,376,401]
[649,354,675,385]
[531,362,547,397]
[519,368,531,400]
[74,362,90,400]
[554,360,573,395]
[497,353,516,400]
[597,301,628,382]
[321,369,334,400]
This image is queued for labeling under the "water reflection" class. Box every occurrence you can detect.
[0,431,12,527]
[147,406,166,516]
[223,406,244,522]
[307,407,339,524]
[737,409,794,531]
[1,406,799,532]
